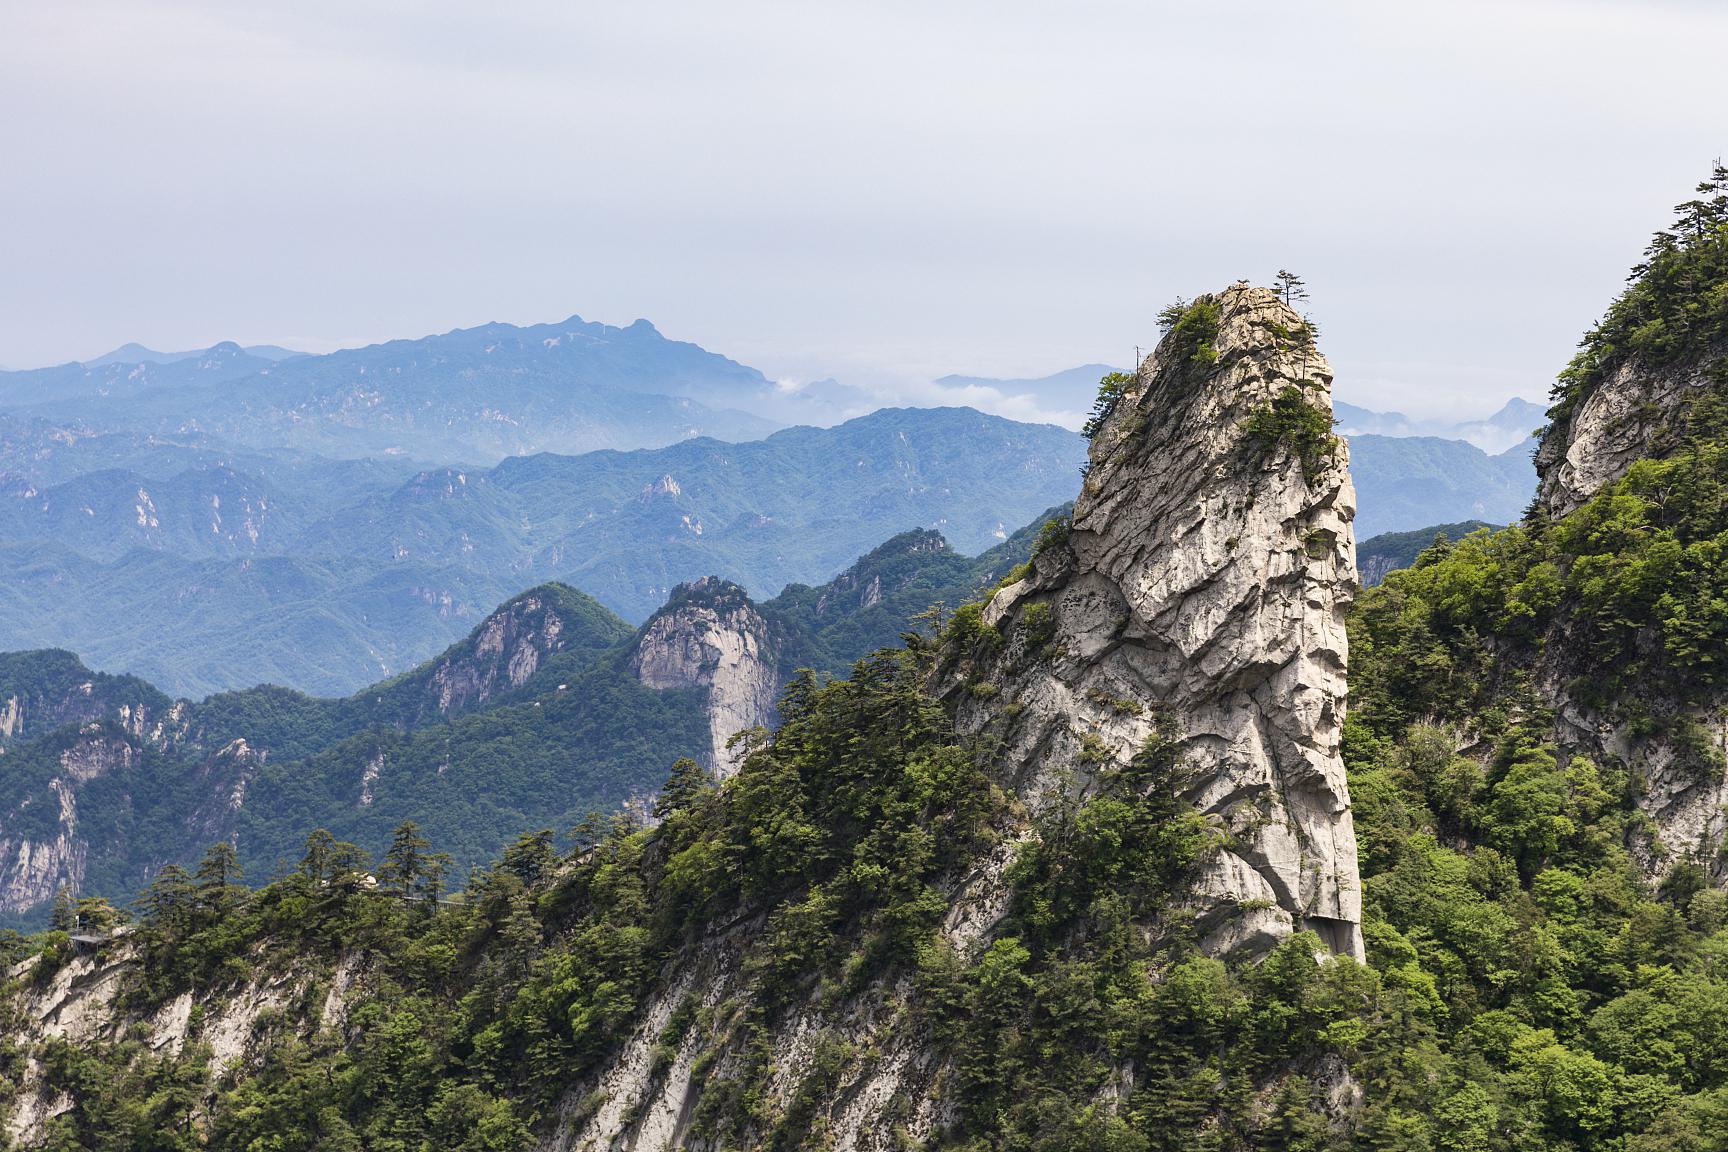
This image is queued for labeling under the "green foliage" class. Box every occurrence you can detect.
[1242,384,1341,481]
[1351,425,1728,722]
[1032,513,1071,558]
[1156,296,1224,367]
[1083,372,1138,441]
[1358,521,1502,586]
[1550,163,1728,427]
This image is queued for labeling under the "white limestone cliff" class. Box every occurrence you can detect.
[945,284,1364,959]
[629,577,782,777]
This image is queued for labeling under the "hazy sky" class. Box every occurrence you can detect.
[3,1,1724,420]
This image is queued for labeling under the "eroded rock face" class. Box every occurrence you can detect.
[945,284,1364,959]
[0,725,150,915]
[2,939,365,1147]
[1535,344,1724,517]
[422,592,569,718]
[629,577,781,777]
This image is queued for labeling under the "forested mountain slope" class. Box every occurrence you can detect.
[1357,520,1499,586]
[0,514,1047,925]
[0,281,1376,1148]
[5,174,1728,1150]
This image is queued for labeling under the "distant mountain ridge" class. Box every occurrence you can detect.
[1346,432,1536,538]
[0,407,1086,695]
[0,316,784,462]
[82,341,304,367]
[1334,395,1546,454]
[0,505,1052,923]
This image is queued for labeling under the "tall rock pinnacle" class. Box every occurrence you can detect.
[946,283,1364,959]
[629,577,782,778]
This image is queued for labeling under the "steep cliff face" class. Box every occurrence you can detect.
[942,284,1364,958]
[414,589,579,719]
[0,650,171,750]
[1534,337,1727,518]
[526,288,1368,1149]
[0,723,150,916]
[629,578,781,776]
[1529,339,1728,874]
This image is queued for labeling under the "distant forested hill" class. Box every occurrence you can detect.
[0,506,1052,924]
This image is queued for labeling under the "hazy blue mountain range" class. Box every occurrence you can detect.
[0,317,783,462]
[0,407,1085,695]
[1347,432,1536,538]
[932,363,1123,421]
[1334,395,1546,454]
[83,341,305,367]
[0,317,1545,699]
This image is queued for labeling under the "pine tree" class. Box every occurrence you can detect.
[1274,269,1309,306]
[73,896,121,933]
[299,828,337,882]
[380,820,430,899]
[654,757,713,820]
[137,864,196,932]
[50,885,76,932]
[195,841,243,914]
[501,829,556,888]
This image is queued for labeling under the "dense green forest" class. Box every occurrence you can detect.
[1356,521,1498,586]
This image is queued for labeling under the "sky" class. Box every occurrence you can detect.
[2,1,1724,422]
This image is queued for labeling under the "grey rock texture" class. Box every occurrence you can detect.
[530,286,1371,1150]
[3,939,364,1146]
[1535,341,1725,517]
[420,591,571,719]
[943,284,1364,959]
[629,577,782,777]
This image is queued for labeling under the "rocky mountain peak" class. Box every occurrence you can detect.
[944,283,1364,958]
[411,585,585,720]
[629,577,780,777]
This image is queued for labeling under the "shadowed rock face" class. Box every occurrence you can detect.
[946,284,1365,959]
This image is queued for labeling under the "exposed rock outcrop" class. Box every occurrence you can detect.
[3,939,364,1146]
[1535,338,1726,517]
[0,724,147,915]
[418,589,573,719]
[944,284,1364,959]
[0,650,170,750]
[536,286,1368,1150]
[630,578,781,777]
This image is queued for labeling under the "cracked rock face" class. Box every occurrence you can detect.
[423,592,568,719]
[945,284,1364,959]
[629,577,781,777]
[1535,342,1725,518]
